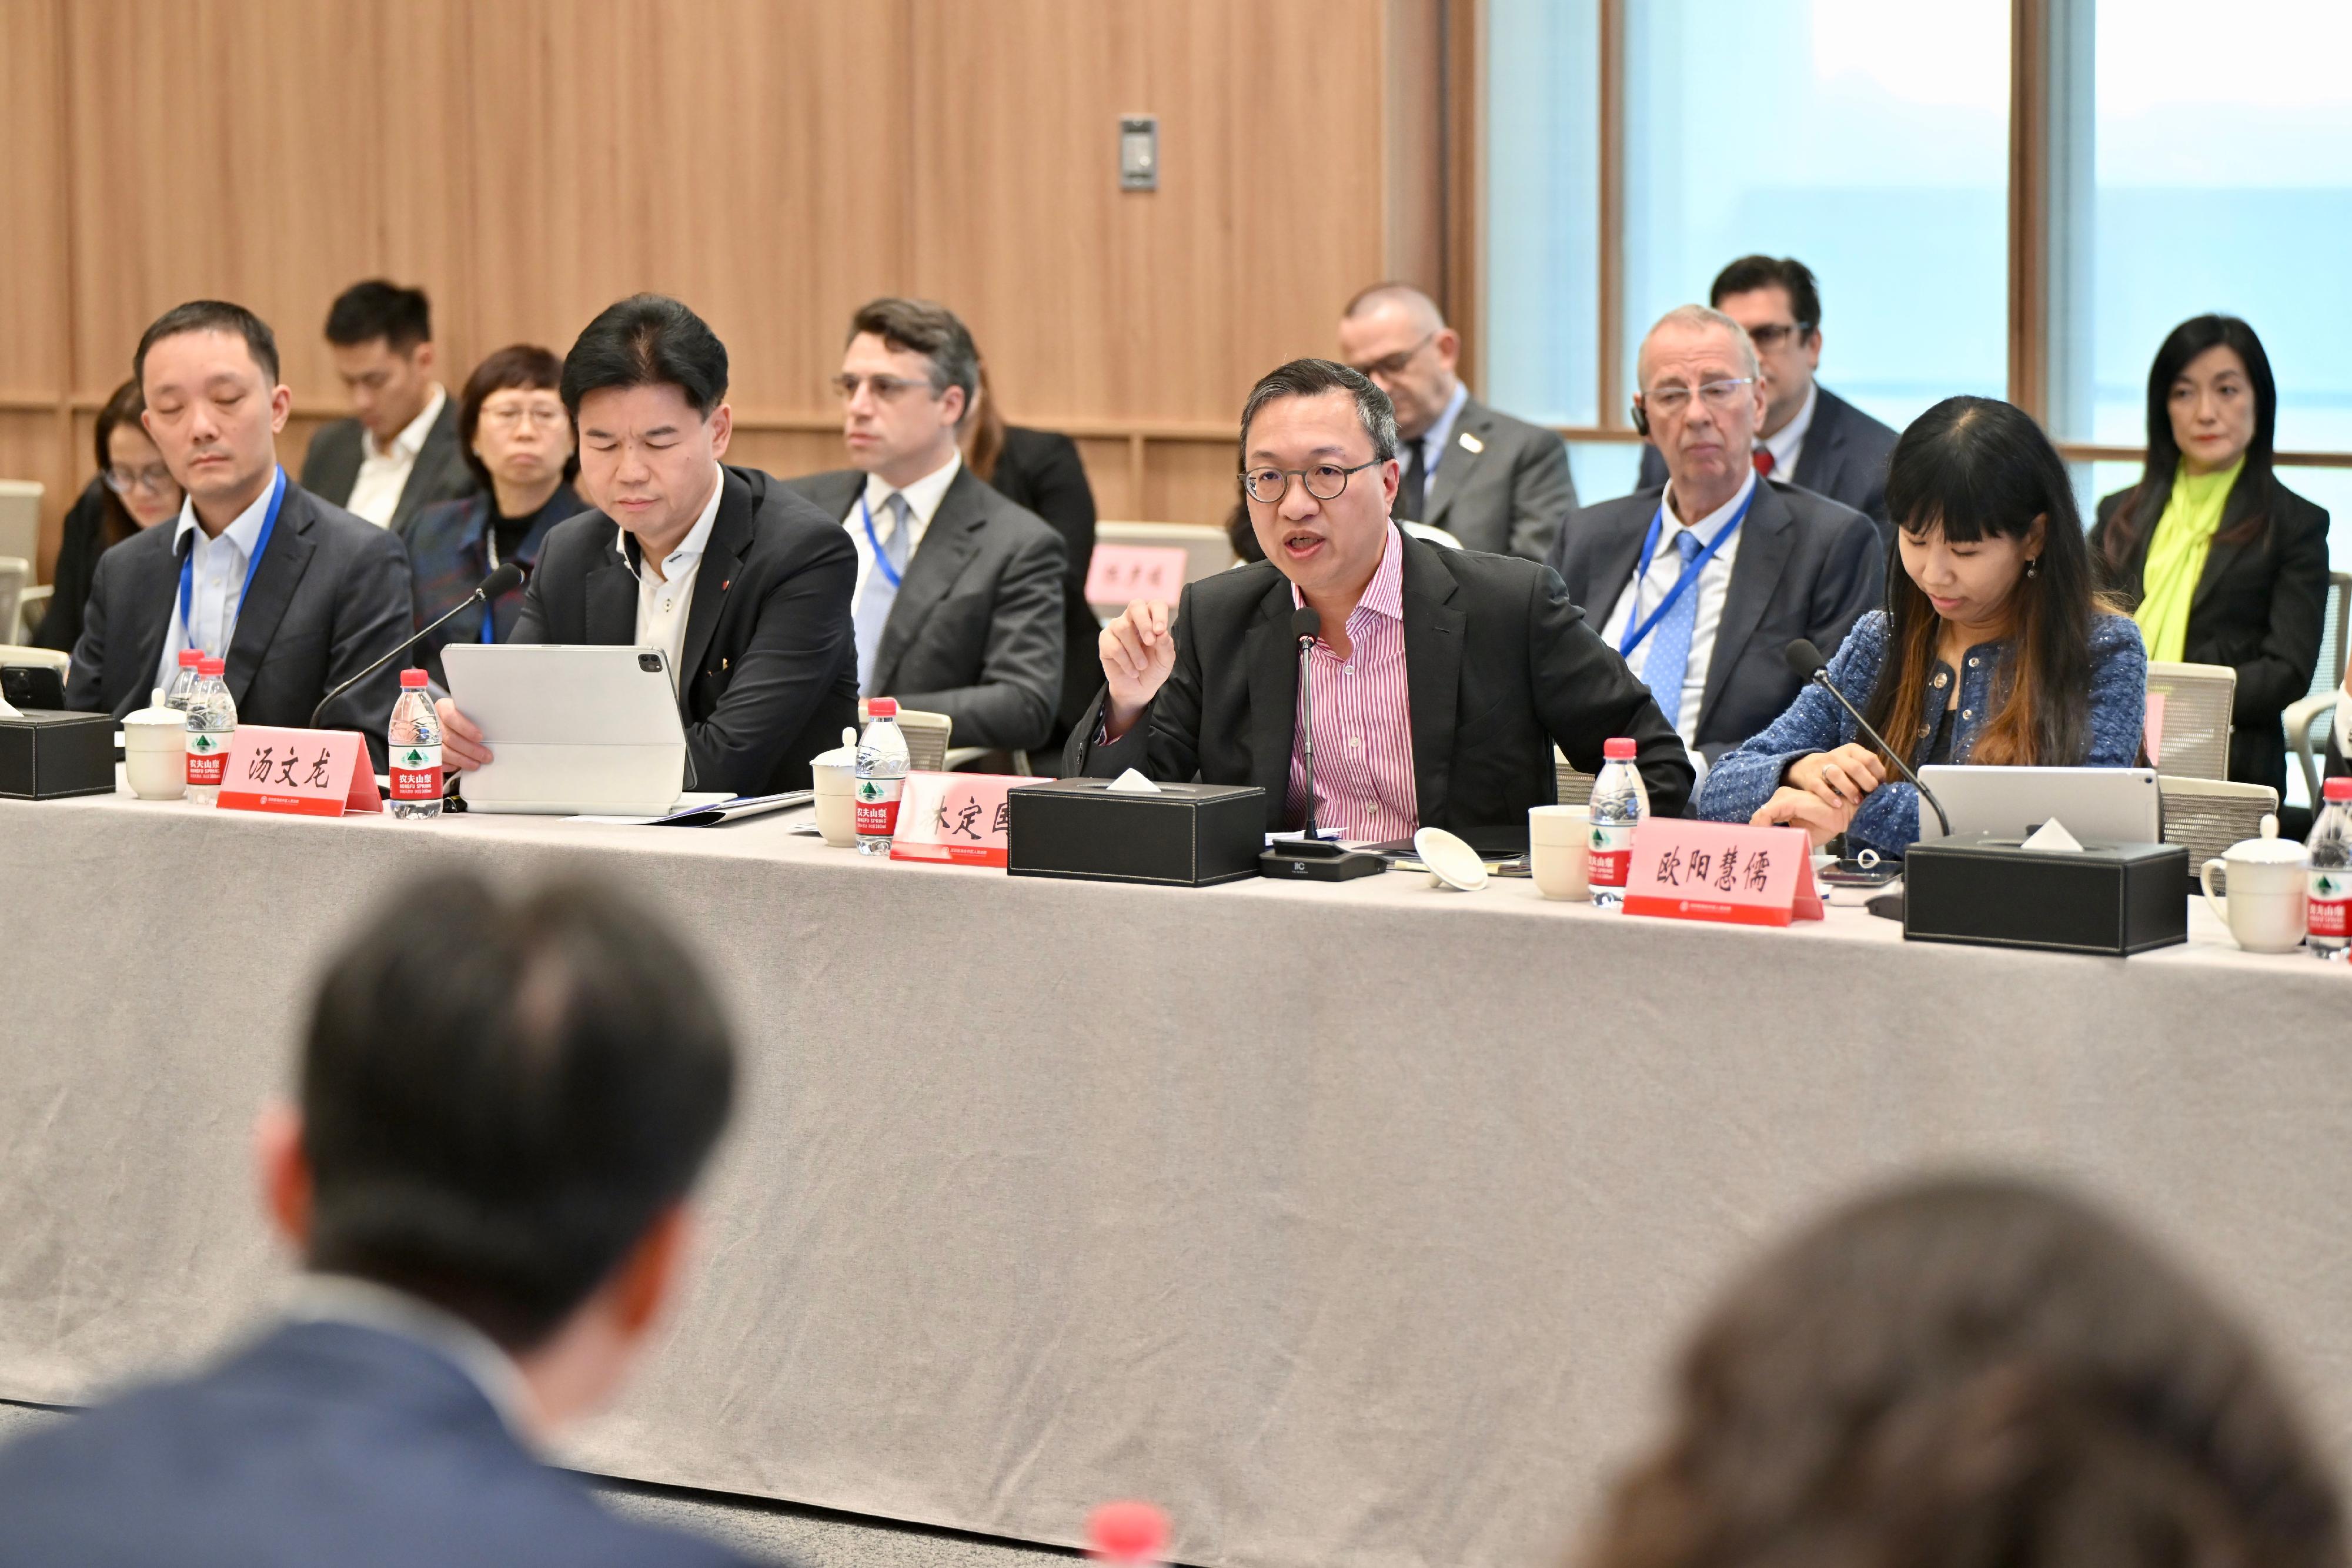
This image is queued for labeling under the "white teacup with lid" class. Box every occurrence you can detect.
[808,727,859,847]
[2199,813,2307,954]
[123,687,189,801]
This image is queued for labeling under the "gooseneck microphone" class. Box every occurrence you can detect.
[1783,637,1952,838]
[1292,606,1322,838]
[309,561,529,728]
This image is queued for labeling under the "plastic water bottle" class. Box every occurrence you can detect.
[183,656,236,805]
[387,668,442,821]
[1588,736,1645,908]
[2308,776,2352,961]
[854,697,910,856]
[163,648,202,712]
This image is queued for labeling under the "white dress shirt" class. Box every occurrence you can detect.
[282,1273,535,1444]
[622,463,726,688]
[1597,467,1758,751]
[154,470,283,696]
[1412,380,1472,483]
[345,384,447,528]
[844,447,963,599]
[1759,380,1818,479]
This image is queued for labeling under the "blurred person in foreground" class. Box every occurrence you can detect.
[0,873,754,1568]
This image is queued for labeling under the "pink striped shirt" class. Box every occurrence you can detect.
[1284,526,1418,841]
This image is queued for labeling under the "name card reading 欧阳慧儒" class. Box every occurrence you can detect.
[889,771,1050,867]
[215,726,382,818]
[1085,545,1190,607]
[1621,819,1822,927]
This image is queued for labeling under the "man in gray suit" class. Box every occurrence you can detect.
[787,299,1064,757]
[1552,306,1880,771]
[1635,256,1899,540]
[1337,282,1576,562]
[300,280,475,536]
[68,300,415,767]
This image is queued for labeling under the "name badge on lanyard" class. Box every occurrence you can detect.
[1616,483,1756,659]
[858,495,904,590]
[178,466,287,661]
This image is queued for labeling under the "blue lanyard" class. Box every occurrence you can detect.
[1616,483,1755,658]
[177,466,286,658]
[858,494,904,590]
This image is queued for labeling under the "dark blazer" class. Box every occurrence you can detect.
[1636,383,1899,535]
[984,425,1101,740]
[405,484,583,688]
[1418,395,1579,563]
[1064,530,1693,830]
[300,393,477,536]
[789,465,1066,753]
[2091,475,2332,794]
[29,476,135,652]
[0,1319,750,1568]
[514,464,856,795]
[64,480,414,767]
[1549,479,1884,763]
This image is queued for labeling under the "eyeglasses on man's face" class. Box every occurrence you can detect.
[1241,459,1382,504]
[1743,322,1814,352]
[1347,329,1437,382]
[832,373,933,403]
[1641,377,1757,417]
[103,463,176,496]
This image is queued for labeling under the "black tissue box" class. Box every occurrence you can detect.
[1006,778,1265,887]
[0,709,118,800]
[1903,838,2188,956]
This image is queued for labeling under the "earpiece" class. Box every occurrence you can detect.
[1630,397,1649,438]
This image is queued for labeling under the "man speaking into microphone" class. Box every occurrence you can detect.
[1068,359,1690,837]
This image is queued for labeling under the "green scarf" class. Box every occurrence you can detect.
[2133,456,2243,664]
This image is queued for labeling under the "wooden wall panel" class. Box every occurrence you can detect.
[0,0,68,399]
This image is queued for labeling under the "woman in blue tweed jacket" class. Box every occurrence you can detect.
[1699,396,2147,858]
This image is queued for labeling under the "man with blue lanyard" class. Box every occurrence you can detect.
[1550,305,1882,778]
[67,300,415,767]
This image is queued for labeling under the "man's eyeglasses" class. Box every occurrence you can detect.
[1744,322,1815,352]
[832,373,932,403]
[1640,377,1757,417]
[102,463,176,496]
[1347,330,1437,381]
[1241,459,1382,504]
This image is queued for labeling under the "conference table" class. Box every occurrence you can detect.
[2,788,2348,1568]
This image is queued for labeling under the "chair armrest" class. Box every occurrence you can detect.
[2285,690,2341,807]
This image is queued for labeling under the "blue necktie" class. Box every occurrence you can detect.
[854,493,911,693]
[1639,529,1705,738]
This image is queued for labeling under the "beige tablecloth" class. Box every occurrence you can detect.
[2,791,2348,1568]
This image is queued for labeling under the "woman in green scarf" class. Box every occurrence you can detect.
[2091,316,2331,795]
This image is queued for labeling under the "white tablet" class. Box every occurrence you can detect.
[442,644,689,815]
[1913,765,2161,847]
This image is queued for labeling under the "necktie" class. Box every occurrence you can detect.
[1638,529,1706,740]
[1752,448,1775,477]
[853,492,912,694]
[1397,438,1426,521]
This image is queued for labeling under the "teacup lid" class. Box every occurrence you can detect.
[123,688,182,728]
[810,744,856,768]
[2228,813,2306,865]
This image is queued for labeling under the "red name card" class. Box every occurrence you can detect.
[1085,544,1190,606]
[1622,819,1822,927]
[216,726,382,818]
[890,771,1048,867]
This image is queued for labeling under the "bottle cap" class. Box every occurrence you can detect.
[400,668,429,688]
[2325,777,2352,804]
[1603,737,1636,761]
[178,649,203,667]
[867,697,900,718]
[197,656,225,677]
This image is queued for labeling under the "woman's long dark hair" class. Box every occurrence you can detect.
[92,378,150,548]
[964,360,1007,484]
[2101,314,2279,569]
[1862,396,2106,768]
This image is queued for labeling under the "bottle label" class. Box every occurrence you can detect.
[855,775,904,837]
[1589,820,1635,888]
[186,731,228,787]
[389,744,442,803]
[2310,871,2351,938]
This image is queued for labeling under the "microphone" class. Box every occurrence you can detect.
[1292,606,1321,838]
[1783,638,1950,837]
[309,561,529,728]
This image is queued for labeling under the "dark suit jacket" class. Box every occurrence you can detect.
[0,1319,750,1568]
[984,425,1100,740]
[64,480,415,767]
[514,464,856,795]
[1064,530,1693,830]
[300,393,477,536]
[1417,396,1578,563]
[1549,479,1884,763]
[2091,476,2332,794]
[1636,383,1898,535]
[789,465,1066,753]
[30,476,133,652]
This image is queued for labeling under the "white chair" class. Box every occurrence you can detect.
[892,708,952,773]
[1398,521,1466,551]
[1554,747,1596,806]
[16,584,51,643]
[0,645,69,673]
[0,482,41,577]
[2143,661,2236,781]
[1089,521,1237,620]
[2285,570,2351,804]
[2160,774,2278,895]
[0,559,25,651]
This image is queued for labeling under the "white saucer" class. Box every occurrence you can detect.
[1415,827,1489,892]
